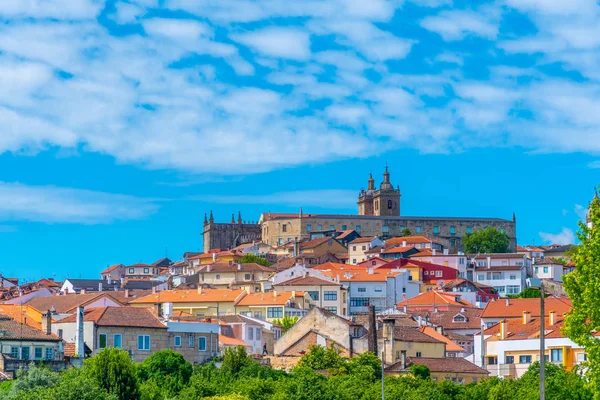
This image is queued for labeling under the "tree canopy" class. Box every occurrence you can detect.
[272,316,299,333]
[240,253,270,267]
[564,189,600,398]
[463,227,510,254]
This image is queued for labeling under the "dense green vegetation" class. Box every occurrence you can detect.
[239,254,270,267]
[0,345,592,400]
[463,227,510,254]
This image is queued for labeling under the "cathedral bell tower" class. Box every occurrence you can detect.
[357,168,401,216]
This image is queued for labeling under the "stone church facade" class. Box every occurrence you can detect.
[203,169,517,253]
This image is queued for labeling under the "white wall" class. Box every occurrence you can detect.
[534,264,563,282]
[474,267,526,296]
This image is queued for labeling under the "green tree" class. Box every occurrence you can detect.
[410,365,431,380]
[272,316,299,333]
[564,189,600,398]
[400,228,412,236]
[221,346,256,377]
[11,363,59,395]
[296,344,344,371]
[82,348,140,400]
[137,350,192,398]
[240,254,270,267]
[507,287,541,299]
[463,227,510,254]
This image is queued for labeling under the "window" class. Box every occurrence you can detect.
[216,274,221,279]
[509,274,517,280]
[577,353,588,362]
[281,224,288,233]
[450,239,456,247]
[551,349,563,363]
[144,267,149,274]
[22,347,30,360]
[356,225,361,233]
[387,200,393,209]
[492,272,503,280]
[352,246,357,251]
[174,336,182,347]
[357,287,366,293]
[138,335,151,351]
[453,314,466,322]
[466,227,473,234]
[487,356,497,365]
[416,226,422,233]
[478,273,485,281]
[450,226,456,235]
[129,268,134,274]
[382,225,389,234]
[352,259,357,264]
[267,307,283,318]
[10,347,18,359]
[58,329,63,339]
[371,261,376,266]
[318,225,323,231]
[435,270,442,277]
[350,298,370,307]
[307,291,320,301]
[198,337,207,352]
[330,225,335,230]
[535,267,539,274]
[324,291,337,301]
[459,258,465,265]
[31,347,42,361]
[416,352,422,357]
[99,333,108,349]
[543,266,549,273]
[374,286,382,293]
[324,307,337,314]
[278,238,283,245]
[361,245,366,251]
[505,356,514,364]
[254,311,263,319]
[433,226,439,234]
[519,355,532,364]
[494,286,506,294]
[500,228,506,233]
[507,285,520,294]
[306,224,312,233]
[45,348,53,360]
[342,225,347,230]
[112,334,122,348]
[244,273,251,280]
[188,335,194,348]
[248,327,254,340]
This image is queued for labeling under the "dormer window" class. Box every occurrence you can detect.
[453,314,466,322]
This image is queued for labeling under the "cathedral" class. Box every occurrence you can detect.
[203,168,518,253]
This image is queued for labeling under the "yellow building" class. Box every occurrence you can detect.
[197,262,275,292]
[235,291,312,321]
[189,250,244,267]
[129,288,247,316]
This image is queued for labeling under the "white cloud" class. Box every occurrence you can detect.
[574,204,587,221]
[233,28,311,60]
[0,182,159,224]
[421,9,499,41]
[143,18,213,40]
[539,227,576,245]
[197,190,358,209]
[0,0,103,19]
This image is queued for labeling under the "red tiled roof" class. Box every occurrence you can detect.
[130,289,247,304]
[348,236,377,244]
[381,246,417,254]
[101,264,124,274]
[483,315,566,340]
[386,357,488,374]
[199,262,274,273]
[275,276,338,286]
[397,291,473,308]
[480,297,572,319]
[56,306,166,329]
[418,326,465,352]
[409,308,482,330]
[236,292,296,306]
[386,236,439,246]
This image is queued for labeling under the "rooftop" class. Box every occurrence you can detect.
[56,306,166,329]
[397,290,473,308]
[386,357,489,374]
[130,289,247,304]
[480,297,572,319]
[236,291,298,306]
[275,276,339,287]
[418,326,465,352]
[0,314,61,341]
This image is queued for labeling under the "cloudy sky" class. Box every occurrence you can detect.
[1,0,599,280]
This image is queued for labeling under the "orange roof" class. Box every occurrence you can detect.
[320,268,404,282]
[410,249,434,257]
[480,297,572,319]
[236,292,296,306]
[348,236,376,244]
[397,291,473,308]
[129,289,247,304]
[381,246,417,254]
[56,306,166,329]
[189,250,243,260]
[358,257,389,265]
[313,262,365,271]
[386,236,438,246]
[483,315,567,340]
[101,264,124,274]
[219,334,252,347]
[418,326,465,352]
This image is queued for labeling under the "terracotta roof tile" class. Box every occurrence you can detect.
[219,334,251,347]
[480,297,571,319]
[418,326,465,352]
[386,236,439,246]
[320,268,404,282]
[275,276,338,286]
[408,308,482,330]
[0,314,61,341]
[199,262,274,273]
[236,292,296,306]
[56,307,166,329]
[27,293,125,314]
[348,236,377,244]
[386,357,489,374]
[129,289,247,304]
[397,291,473,308]
[381,246,417,254]
[101,264,124,274]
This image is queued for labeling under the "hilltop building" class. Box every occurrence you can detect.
[203,169,517,253]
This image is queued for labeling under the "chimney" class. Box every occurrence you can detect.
[461,307,465,312]
[487,256,491,269]
[120,277,125,288]
[443,249,449,256]
[291,290,296,298]
[505,298,510,306]
[522,311,531,324]
[336,274,340,284]
[107,276,112,285]
[124,289,130,298]
[228,260,233,266]
[197,286,203,294]
[402,240,407,247]
[237,264,242,271]
[403,305,407,313]
[549,310,556,326]
[207,265,211,272]
[367,267,374,275]
[98,282,103,292]
[432,249,436,256]
[81,289,86,295]
[383,318,395,339]
[213,253,217,262]
[500,319,507,340]
[273,290,278,297]
[75,306,85,358]
[152,285,157,294]
[436,325,443,334]
[434,307,438,313]
[42,310,52,335]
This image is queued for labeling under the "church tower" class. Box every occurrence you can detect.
[357,173,376,215]
[373,167,401,217]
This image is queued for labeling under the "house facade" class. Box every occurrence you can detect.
[273,276,348,316]
[348,237,384,265]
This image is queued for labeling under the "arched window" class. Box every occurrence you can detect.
[387,200,393,209]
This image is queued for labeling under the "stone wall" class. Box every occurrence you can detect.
[203,222,261,252]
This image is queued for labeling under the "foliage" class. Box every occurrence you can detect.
[137,350,192,398]
[400,228,412,236]
[11,363,59,394]
[272,316,299,333]
[507,287,541,299]
[240,254,270,267]
[410,364,431,379]
[463,227,510,254]
[296,345,344,371]
[564,189,600,399]
[82,348,140,400]
[221,346,257,377]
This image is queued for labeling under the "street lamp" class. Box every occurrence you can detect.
[526,277,545,400]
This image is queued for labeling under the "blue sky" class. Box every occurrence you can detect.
[1,0,599,281]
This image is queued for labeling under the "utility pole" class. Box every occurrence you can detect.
[540,283,545,400]
[381,340,385,400]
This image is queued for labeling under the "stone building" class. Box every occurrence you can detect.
[202,211,261,252]
[204,169,517,253]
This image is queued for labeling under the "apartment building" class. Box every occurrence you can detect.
[273,275,348,316]
[348,236,384,265]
